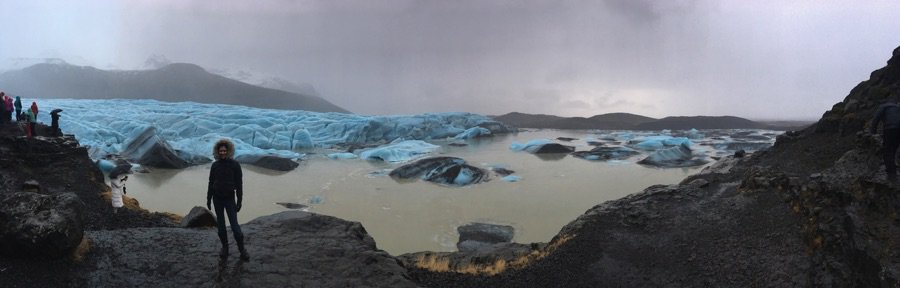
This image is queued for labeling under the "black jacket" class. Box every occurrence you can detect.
[208,158,243,203]
[871,103,900,133]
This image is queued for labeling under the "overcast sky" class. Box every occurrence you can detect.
[1,0,898,120]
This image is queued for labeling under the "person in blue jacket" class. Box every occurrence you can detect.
[870,101,900,179]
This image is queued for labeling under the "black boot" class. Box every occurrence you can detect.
[236,234,249,261]
[218,233,229,259]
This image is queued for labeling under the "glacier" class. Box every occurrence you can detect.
[34,99,513,168]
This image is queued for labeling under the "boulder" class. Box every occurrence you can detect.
[22,179,41,192]
[179,206,216,228]
[235,154,299,171]
[533,143,575,154]
[457,222,515,252]
[276,202,308,209]
[0,192,84,259]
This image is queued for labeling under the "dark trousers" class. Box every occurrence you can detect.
[213,195,244,249]
[883,128,900,175]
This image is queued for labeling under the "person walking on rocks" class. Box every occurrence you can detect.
[207,138,249,261]
[109,174,127,213]
[870,101,900,179]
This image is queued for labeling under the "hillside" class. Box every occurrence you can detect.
[0,62,350,113]
[492,112,656,130]
[633,115,771,130]
[492,112,802,130]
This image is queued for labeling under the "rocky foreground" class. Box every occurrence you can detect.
[1,47,899,287]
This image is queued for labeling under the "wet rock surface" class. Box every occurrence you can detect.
[78,211,415,287]
[456,223,515,252]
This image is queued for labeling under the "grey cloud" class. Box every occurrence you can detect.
[6,0,898,120]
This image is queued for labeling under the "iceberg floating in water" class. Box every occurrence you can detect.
[359,140,440,163]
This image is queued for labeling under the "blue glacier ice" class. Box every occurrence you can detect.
[358,140,440,163]
[35,99,512,168]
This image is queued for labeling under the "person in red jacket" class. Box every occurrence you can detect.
[30,101,38,118]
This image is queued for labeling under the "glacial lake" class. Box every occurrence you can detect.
[124,129,773,255]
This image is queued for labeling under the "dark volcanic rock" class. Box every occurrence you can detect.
[179,206,216,228]
[276,202,308,209]
[0,192,84,259]
[78,211,416,287]
[533,143,575,154]
[234,154,300,171]
[457,223,515,252]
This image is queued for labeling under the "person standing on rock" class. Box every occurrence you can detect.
[30,101,38,120]
[14,96,22,122]
[3,95,12,123]
[22,109,34,138]
[870,101,900,179]
[109,174,127,213]
[207,138,249,261]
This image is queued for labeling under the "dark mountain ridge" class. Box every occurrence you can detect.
[0,62,350,113]
[493,111,809,131]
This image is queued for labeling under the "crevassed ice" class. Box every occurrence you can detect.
[36,99,498,161]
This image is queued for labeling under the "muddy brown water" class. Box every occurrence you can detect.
[124,130,727,255]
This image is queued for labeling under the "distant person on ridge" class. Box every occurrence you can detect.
[14,96,22,122]
[870,100,900,179]
[207,138,249,261]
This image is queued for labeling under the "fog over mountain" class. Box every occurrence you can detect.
[0,61,348,113]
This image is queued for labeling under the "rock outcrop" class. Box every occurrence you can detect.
[0,192,84,259]
[179,206,216,228]
[78,211,416,287]
[456,223,515,252]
